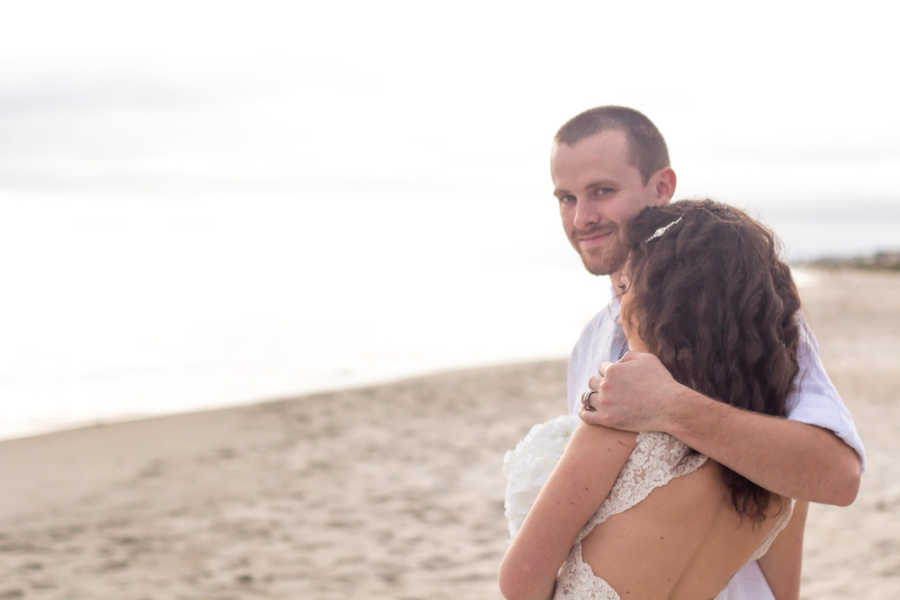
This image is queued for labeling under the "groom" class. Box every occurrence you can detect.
[551,106,864,595]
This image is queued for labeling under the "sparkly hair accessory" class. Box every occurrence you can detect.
[645,216,683,243]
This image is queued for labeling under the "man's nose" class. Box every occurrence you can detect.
[573,198,602,230]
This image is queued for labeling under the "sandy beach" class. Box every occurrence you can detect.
[0,268,897,599]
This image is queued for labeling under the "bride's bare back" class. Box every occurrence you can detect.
[581,459,789,599]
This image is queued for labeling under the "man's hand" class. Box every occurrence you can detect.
[580,352,862,505]
[580,351,686,432]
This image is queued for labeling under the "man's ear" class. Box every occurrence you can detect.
[651,167,676,205]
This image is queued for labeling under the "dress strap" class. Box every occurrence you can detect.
[750,499,794,561]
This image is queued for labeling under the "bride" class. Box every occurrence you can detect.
[499,200,809,599]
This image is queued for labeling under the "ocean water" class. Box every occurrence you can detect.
[0,185,598,440]
[2,182,896,441]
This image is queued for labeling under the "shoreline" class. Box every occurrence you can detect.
[0,353,570,445]
[3,264,892,446]
[792,248,900,271]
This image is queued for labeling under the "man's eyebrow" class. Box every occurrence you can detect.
[554,180,616,197]
[585,180,615,190]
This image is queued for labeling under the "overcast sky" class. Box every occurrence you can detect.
[2,0,899,277]
[3,1,898,201]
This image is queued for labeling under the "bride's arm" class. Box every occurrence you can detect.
[757,500,809,600]
[498,423,637,600]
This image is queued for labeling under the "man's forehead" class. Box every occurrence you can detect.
[553,128,630,155]
[551,129,635,184]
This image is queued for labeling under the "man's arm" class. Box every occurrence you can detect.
[581,352,861,505]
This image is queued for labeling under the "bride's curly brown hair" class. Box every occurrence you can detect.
[621,199,801,521]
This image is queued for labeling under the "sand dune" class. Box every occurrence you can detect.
[0,269,897,599]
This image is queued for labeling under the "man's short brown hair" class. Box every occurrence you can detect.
[554,106,670,184]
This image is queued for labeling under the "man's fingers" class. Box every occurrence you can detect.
[619,350,641,362]
[579,407,608,426]
[598,361,613,377]
[589,375,605,390]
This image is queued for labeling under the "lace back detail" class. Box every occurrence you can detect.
[575,432,708,544]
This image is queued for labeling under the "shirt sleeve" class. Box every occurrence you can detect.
[567,316,595,417]
[785,314,866,472]
[567,305,620,417]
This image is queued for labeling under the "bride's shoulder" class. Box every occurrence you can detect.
[570,420,638,448]
[503,417,637,481]
[562,422,638,469]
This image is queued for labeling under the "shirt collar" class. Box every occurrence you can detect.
[607,280,621,315]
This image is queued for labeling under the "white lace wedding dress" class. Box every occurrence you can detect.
[503,416,792,600]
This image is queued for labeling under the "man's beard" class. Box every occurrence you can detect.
[581,238,628,276]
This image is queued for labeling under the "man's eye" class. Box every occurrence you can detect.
[558,194,576,204]
[594,187,614,196]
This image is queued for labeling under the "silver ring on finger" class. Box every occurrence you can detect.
[581,390,598,412]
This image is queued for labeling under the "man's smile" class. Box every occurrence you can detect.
[576,228,616,249]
